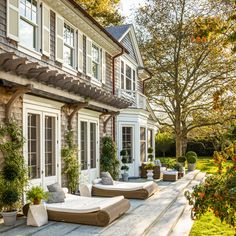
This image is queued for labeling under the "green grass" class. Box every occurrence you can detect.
[157,156,235,235]
[191,157,235,236]
[190,212,235,236]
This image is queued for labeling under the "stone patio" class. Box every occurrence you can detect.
[0,170,205,236]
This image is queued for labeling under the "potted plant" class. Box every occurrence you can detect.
[148,147,154,162]
[186,155,197,171]
[173,163,185,179]
[145,162,155,180]
[26,186,48,205]
[120,150,129,182]
[1,188,19,226]
[177,156,186,167]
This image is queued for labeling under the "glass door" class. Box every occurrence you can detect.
[122,126,135,176]
[26,110,59,188]
[79,120,99,183]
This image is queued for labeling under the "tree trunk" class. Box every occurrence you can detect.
[176,134,183,157]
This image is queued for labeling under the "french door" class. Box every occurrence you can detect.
[121,126,135,177]
[25,108,60,189]
[79,118,99,183]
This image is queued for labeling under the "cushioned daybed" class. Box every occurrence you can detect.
[92,181,158,200]
[46,194,130,227]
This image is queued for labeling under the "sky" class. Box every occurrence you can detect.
[119,0,145,21]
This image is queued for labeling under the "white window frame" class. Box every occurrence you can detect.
[91,42,101,81]
[120,59,137,92]
[23,96,62,188]
[63,21,76,69]
[121,125,134,164]
[19,0,40,52]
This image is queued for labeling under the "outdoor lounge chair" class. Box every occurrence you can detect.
[23,193,130,227]
[91,180,158,200]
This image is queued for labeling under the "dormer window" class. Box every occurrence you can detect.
[19,0,38,50]
[92,44,100,80]
[64,23,75,67]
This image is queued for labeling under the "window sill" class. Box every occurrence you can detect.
[18,44,42,60]
[91,77,102,87]
[62,65,78,76]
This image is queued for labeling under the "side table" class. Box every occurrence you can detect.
[27,203,48,227]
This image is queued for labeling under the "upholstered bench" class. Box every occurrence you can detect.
[163,171,178,182]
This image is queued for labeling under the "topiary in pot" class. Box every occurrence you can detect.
[186,151,197,159]
[1,189,19,226]
[148,147,154,162]
[177,156,186,167]
[145,162,155,180]
[26,186,48,205]
[187,155,197,171]
[174,163,185,178]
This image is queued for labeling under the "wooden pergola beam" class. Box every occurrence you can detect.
[5,84,33,123]
[100,111,120,133]
[68,101,89,129]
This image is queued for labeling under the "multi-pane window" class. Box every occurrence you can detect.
[140,127,146,162]
[19,0,37,49]
[45,116,56,177]
[92,44,100,79]
[64,23,75,67]
[148,129,153,148]
[120,60,136,91]
[28,113,40,179]
[80,121,88,170]
[90,123,96,169]
[126,65,132,90]
[122,127,133,163]
[121,61,125,89]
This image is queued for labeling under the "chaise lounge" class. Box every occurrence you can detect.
[24,191,130,227]
[91,180,158,200]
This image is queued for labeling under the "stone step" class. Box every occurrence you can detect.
[99,170,200,236]
[143,171,206,236]
[169,172,206,236]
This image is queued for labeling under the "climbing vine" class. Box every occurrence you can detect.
[100,136,120,180]
[61,130,79,194]
[0,122,28,210]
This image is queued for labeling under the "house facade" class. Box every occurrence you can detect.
[0,0,157,188]
[107,25,158,177]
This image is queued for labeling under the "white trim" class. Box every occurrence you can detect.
[62,65,78,76]
[42,2,51,57]
[18,45,42,60]
[55,13,64,63]
[23,98,61,188]
[7,0,20,41]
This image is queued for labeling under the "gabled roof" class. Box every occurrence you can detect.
[106,24,132,41]
[106,24,144,66]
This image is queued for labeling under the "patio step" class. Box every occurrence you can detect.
[144,171,206,236]
[99,170,202,236]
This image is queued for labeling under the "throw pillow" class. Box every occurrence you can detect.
[101,177,114,185]
[47,191,65,203]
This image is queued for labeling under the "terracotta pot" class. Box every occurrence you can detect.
[33,198,41,205]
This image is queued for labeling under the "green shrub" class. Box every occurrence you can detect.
[145,162,155,170]
[148,154,154,161]
[148,147,154,153]
[187,155,197,164]
[177,156,186,163]
[2,164,19,181]
[1,189,19,211]
[120,149,127,156]
[160,158,176,169]
[101,136,119,179]
[121,165,129,171]
[121,156,128,164]
[186,151,198,158]
[174,163,184,172]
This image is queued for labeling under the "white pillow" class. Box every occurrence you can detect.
[79,184,92,197]
[92,178,102,185]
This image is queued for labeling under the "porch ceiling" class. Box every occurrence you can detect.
[0,52,132,110]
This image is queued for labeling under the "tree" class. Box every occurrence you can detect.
[156,132,174,157]
[135,0,236,157]
[76,0,124,27]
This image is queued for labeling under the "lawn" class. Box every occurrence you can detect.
[157,156,235,236]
